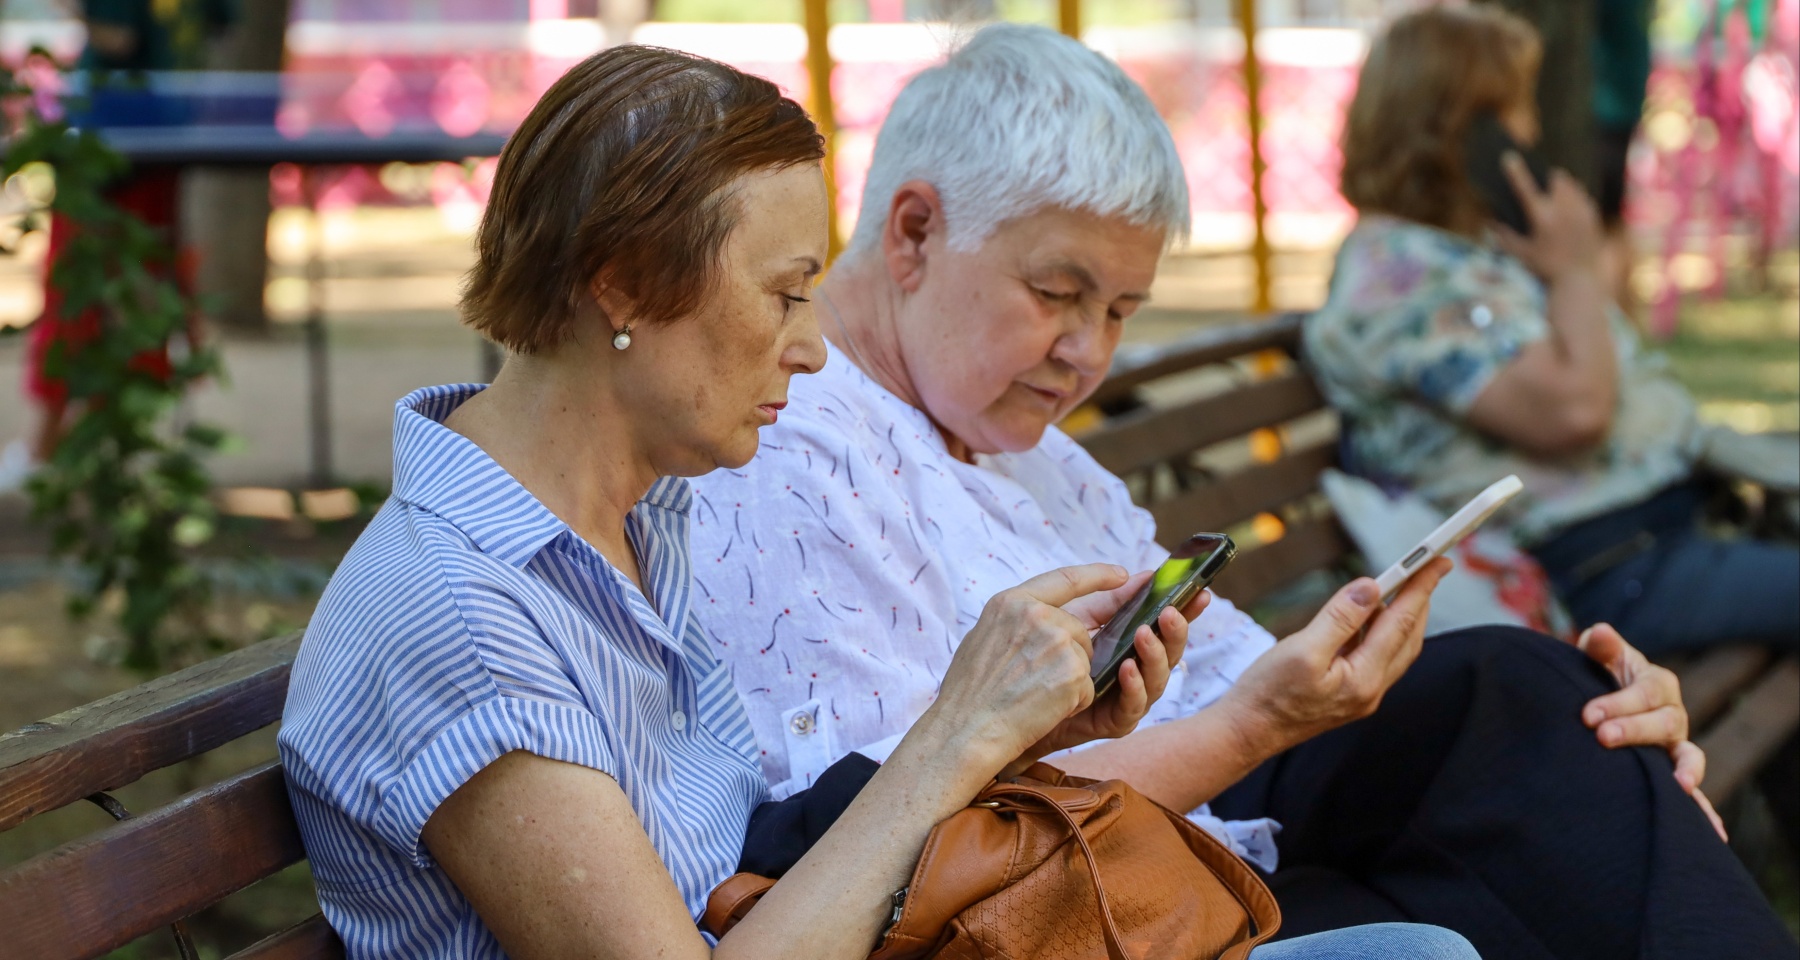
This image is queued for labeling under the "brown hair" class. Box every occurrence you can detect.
[1339,6,1542,236]
[462,45,824,353]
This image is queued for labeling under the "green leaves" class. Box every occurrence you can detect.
[5,56,230,672]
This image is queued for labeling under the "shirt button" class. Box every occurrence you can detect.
[789,712,816,736]
[1470,304,1494,328]
[671,710,688,732]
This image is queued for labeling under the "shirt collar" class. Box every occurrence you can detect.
[391,385,698,567]
[390,384,569,568]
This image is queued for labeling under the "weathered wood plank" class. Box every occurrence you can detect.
[1208,518,1354,611]
[1695,658,1800,803]
[1087,314,1304,411]
[1671,646,1774,731]
[231,914,344,960]
[0,761,306,960]
[1147,443,1338,538]
[1083,374,1327,478]
[0,633,300,831]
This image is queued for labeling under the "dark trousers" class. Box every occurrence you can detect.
[1211,626,1796,960]
[1529,484,1800,658]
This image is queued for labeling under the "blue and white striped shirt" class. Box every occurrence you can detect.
[279,384,769,958]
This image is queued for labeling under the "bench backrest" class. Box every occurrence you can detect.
[1075,314,1353,635]
[0,632,340,960]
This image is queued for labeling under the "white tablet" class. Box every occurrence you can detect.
[1373,475,1524,600]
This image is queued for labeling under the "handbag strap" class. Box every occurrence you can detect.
[701,872,777,938]
[990,789,1133,960]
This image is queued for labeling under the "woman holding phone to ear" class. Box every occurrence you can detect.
[1307,6,1798,662]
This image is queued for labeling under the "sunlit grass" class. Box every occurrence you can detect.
[1661,249,1800,436]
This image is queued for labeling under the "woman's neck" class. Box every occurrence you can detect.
[443,353,657,587]
[818,262,977,464]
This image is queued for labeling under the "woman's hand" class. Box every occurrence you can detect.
[1003,572,1200,772]
[1575,623,1727,842]
[1466,155,1620,456]
[1218,560,1453,761]
[1493,154,1604,284]
[919,563,1137,782]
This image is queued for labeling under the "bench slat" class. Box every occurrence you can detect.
[1672,646,1775,731]
[0,633,300,831]
[1087,315,1304,411]
[231,915,344,960]
[1083,374,1327,478]
[1694,658,1800,802]
[0,761,306,960]
[1149,442,1338,541]
[1210,517,1353,611]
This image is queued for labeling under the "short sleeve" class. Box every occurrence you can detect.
[1381,295,1540,415]
[1308,221,1550,417]
[377,694,616,868]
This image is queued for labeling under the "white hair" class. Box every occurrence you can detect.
[845,22,1190,260]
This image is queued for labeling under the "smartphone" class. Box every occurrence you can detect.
[1373,475,1524,601]
[1464,111,1551,235]
[1089,533,1236,698]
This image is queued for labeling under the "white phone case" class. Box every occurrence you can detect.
[1373,475,1524,600]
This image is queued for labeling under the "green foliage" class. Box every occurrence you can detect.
[2,54,227,672]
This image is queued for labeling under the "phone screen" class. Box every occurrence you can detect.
[1088,533,1235,696]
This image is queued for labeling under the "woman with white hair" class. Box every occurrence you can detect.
[689,22,1796,959]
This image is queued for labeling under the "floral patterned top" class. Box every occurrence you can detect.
[1304,214,1699,547]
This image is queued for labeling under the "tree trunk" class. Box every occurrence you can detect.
[1478,0,1597,192]
[182,0,291,333]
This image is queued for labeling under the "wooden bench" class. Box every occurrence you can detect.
[0,633,341,959]
[1072,313,1800,808]
[0,314,1792,958]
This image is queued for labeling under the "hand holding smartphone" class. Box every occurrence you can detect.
[1089,533,1235,698]
[1464,112,1550,235]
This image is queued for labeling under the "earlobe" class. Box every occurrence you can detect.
[883,181,943,294]
[588,274,632,346]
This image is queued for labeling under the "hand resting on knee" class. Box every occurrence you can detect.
[1573,622,1725,840]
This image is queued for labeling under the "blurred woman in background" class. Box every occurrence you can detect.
[1306,5,1798,660]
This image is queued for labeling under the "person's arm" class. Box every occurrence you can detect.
[422,563,1165,960]
[1054,561,1451,813]
[422,730,981,960]
[1465,156,1618,457]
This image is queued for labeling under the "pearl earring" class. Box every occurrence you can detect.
[611,324,633,351]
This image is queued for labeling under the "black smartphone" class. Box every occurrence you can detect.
[1088,533,1235,698]
[1464,111,1550,235]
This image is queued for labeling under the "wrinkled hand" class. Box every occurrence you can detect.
[1006,572,1199,771]
[1221,560,1453,760]
[1577,623,1727,842]
[1493,154,1605,284]
[929,564,1130,776]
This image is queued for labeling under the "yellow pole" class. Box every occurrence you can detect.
[803,0,842,262]
[1234,0,1272,313]
[1058,0,1080,38]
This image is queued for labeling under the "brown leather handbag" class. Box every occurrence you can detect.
[702,764,1280,960]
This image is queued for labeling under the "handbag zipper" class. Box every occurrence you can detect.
[878,886,908,941]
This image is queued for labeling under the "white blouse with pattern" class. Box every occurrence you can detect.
[689,343,1281,869]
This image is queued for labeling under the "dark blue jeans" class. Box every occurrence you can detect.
[1529,485,1800,657]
